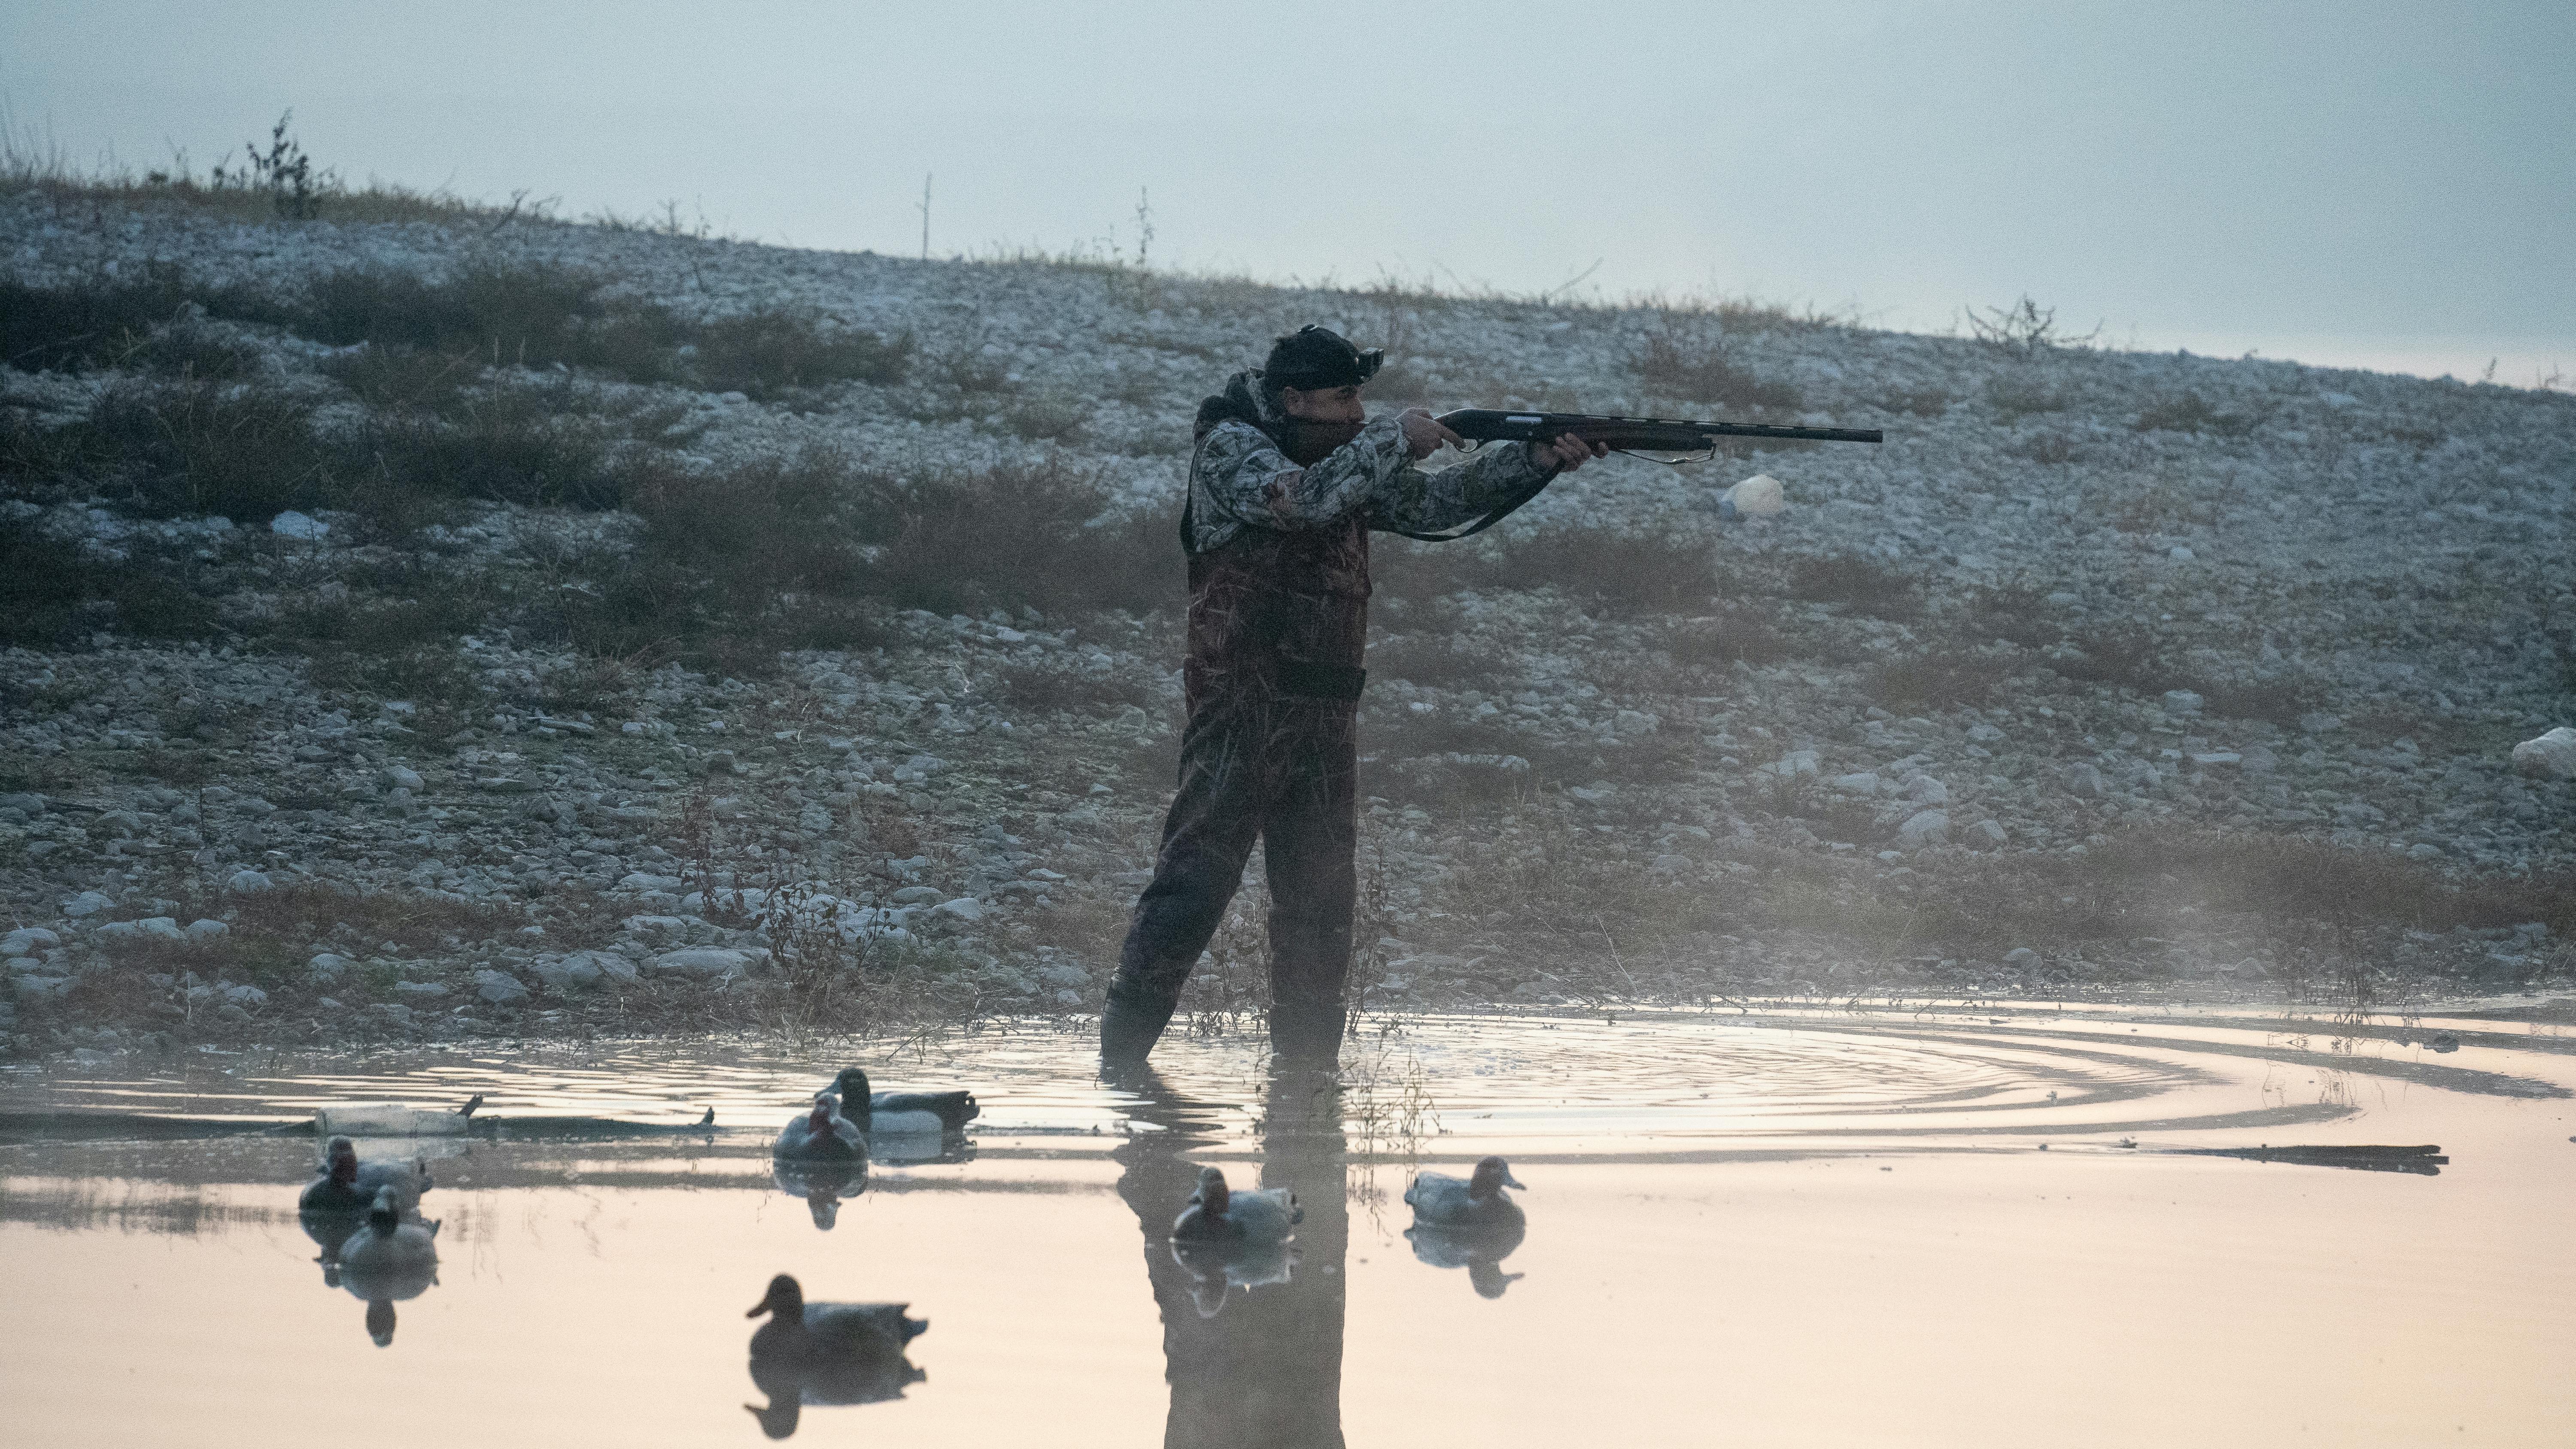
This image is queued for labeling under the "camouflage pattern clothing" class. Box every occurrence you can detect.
[1103,372,1556,1064]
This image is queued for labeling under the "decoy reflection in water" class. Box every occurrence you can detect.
[299,1135,433,1214]
[1404,1219,1528,1299]
[742,1273,927,1436]
[770,1157,866,1230]
[337,1186,439,1346]
[772,1094,864,1161]
[1171,1165,1301,1244]
[1169,1234,1300,1319]
[1405,1155,1526,1229]
[825,1067,979,1135]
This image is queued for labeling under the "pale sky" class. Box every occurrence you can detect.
[7,1,2570,385]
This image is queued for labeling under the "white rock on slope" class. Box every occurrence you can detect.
[2512,727,2576,780]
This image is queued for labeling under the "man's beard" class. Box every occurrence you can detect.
[1280,416,1364,467]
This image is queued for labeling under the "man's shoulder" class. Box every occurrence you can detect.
[1197,418,1278,467]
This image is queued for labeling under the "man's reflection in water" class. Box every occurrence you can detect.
[1113,1063,1349,1449]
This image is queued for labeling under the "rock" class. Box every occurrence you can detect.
[935,897,986,921]
[1650,852,1693,873]
[617,872,687,892]
[2239,744,2279,774]
[2406,843,2444,861]
[136,917,186,941]
[393,980,450,997]
[1896,809,1950,848]
[2003,947,2039,967]
[383,765,424,792]
[13,975,72,1001]
[1831,772,1881,795]
[531,951,624,990]
[220,983,268,1006]
[1038,961,1091,990]
[3,927,61,956]
[2298,712,2342,734]
[889,885,942,904]
[0,792,45,815]
[63,891,112,917]
[1727,473,1786,517]
[1905,775,1950,805]
[1770,750,1820,778]
[473,970,531,1005]
[184,919,229,942]
[269,510,328,540]
[1970,819,2009,847]
[2511,727,2576,780]
[226,869,274,894]
[2063,763,2108,798]
[2160,690,2204,715]
[95,921,143,942]
[307,953,350,980]
[2188,752,2242,767]
[1966,723,2008,743]
[2167,546,2194,562]
[649,947,769,979]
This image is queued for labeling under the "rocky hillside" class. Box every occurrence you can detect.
[3,187,2572,1061]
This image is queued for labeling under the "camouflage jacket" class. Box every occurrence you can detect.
[1183,376,1556,554]
[1175,371,1558,708]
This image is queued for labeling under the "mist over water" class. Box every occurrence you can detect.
[6,1003,2571,1446]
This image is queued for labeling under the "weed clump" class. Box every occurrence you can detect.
[1786,554,1921,618]
[690,310,912,397]
[1865,652,2013,712]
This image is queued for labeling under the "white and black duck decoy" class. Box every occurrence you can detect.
[338,1186,440,1346]
[773,1094,865,1162]
[746,1273,928,1361]
[1404,1156,1526,1230]
[826,1067,978,1135]
[1171,1165,1300,1244]
[312,1094,482,1139]
[299,1134,433,1214]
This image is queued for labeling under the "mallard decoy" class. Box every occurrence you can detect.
[338,1187,440,1346]
[774,1094,865,1161]
[1171,1166,1300,1244]
[826,1067,978,1134]
[746,1273,928,1361]
[299,1135,432,1213]
[1404,1156,1526,1230]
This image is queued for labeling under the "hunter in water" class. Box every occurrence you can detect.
[1100,325,1609,1069]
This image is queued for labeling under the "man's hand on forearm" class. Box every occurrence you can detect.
[1535,433,1610,472]
[1397,408,1465,460]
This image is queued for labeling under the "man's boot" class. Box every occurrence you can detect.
[1100,989,1175,1073]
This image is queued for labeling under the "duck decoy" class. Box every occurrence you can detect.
[746,1273,928,1361]
[1171,1165,1300,1244]
[774,1094,865,1161]
[1404,1155,1526,1230]
[299,1135,432,1213]
[826,1067,978,1134]
[338,1186,440,1346]
[312,1093,482,1139]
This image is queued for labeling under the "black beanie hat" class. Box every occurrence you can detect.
[1262,324,1383,390]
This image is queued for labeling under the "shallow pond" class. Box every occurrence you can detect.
[4,1001,2572,1447]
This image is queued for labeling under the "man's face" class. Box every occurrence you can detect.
[1278,384,1364,423]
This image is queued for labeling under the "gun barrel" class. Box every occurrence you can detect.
[1437,409,1882,447]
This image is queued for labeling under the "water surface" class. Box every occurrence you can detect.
[4,1002,2571,1447]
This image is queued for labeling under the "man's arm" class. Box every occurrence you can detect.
[1195,416,1414,533]
[1365,411,1607,535]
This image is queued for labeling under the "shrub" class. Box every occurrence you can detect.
[690,310,910,396]
[349,394,630,510]
[1633,335,1802,411]
[0,270,196,372]
[1501,528,1715,615]
[1786,554,1921,618]
[847,461,1173,617]
[1865,652,2013,711]
[58,379,337,520]
[2134,392,2257,437]
[0,516,218,646]
[2052,627,2172,692]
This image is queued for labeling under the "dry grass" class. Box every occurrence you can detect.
[1865,652,2014,712]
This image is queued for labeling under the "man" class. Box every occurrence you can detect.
[1102,325,1606,1068]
